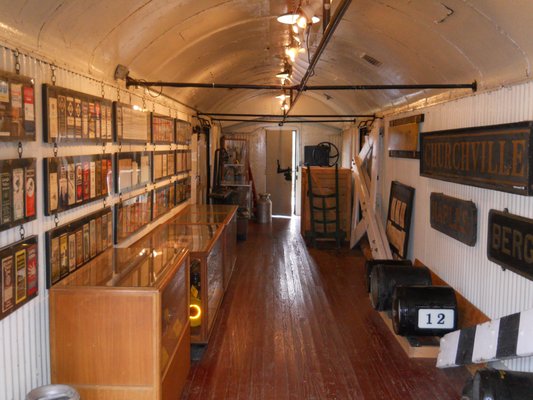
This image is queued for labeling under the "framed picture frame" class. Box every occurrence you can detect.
[0,71,36,141]
[45,207,112,288]
[42,84,113,143]
[385,181,415,258]
[0,235,38,322]
[114,151,152,194]
[114,191,153,244]
[113,102,150,143]
[151,113,175,144]
[0,158,37,232]
[175,119,192,145]
[43,154,112,216]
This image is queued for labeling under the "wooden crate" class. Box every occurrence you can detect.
[301,167,352,242]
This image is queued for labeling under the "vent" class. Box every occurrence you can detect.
[361,53,382,67]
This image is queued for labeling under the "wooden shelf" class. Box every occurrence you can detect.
[378,311,440,359]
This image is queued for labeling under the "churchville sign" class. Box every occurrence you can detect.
[420,122,533,195]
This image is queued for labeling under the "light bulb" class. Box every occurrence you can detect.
[292,24,299,34]
[277,13,299,24]
[286,47,298,62]
[296,15,308,29]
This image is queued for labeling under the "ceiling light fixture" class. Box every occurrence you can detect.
[276,71,291,80]
[277,12,299,24]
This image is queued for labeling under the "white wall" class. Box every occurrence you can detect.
[0,45,197,398]
[381,81,533,372]
[223,123,343,216]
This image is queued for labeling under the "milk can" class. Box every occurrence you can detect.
[26,384,80,400]
[256,193,272,223]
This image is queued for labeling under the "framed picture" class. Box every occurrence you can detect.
[0,158,37,232]
[385,181,415,258]
[388,114,424,159]
[0,235,38,322]
[114,191,152,244]
[42,84,112,143]
[114,151,152,194]
[151,113,175,144]
[175,119,192,145]
[0,71,36,141]
[44,154,112,215]
[113,102,150,143]
[45,208,112,288]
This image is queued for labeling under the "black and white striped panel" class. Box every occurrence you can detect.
[437,308,533,368]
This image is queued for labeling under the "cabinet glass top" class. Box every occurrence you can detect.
[55,245,188,288]
[186,204,238,215]
[150,223,221,254]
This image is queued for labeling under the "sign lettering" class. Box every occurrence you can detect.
[430,193,477,246]
[420,122,533,195]
[488,210,533,281]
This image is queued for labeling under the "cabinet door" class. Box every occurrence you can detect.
[160,260,188,376]
[206,237,224,332]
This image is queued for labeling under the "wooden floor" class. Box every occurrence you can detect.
[181,218,470,400]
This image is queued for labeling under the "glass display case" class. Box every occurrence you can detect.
[149,223,225,344]
[170,204,237,291]
[49,241,190,400]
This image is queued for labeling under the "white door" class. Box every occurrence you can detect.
[266,129,293,216]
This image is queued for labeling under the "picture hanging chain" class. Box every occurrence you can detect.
[103,197,107,208]
[13,49,20,75]
[117,87,121,103]
[54,214,59,227]
[102,142,106,154]
[19,225,25,240]
[17,142,23,159]
[101,81,105,98]
[53,142,58,157]
[50,64,56,85]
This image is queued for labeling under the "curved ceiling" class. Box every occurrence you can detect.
[0,0,532,125]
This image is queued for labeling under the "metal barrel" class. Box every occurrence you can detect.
[461,368,533,400]
[370,265,432,311]
[365,259,412,292]
[392,285,458,336]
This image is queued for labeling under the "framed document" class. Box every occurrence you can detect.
[42,84,112,143]
[44,155,112,215]
[0,71,36,141]
[45,208,111,288]
[151,113,175,144]
[115,151,151,193]
[0,236,38,320]
[0,159,37,232]
[114,102,150,143]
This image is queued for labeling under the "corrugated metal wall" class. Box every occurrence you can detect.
[0,46,196,398]
[382,81,533,372]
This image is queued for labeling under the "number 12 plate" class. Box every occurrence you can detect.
[417,309,455,329]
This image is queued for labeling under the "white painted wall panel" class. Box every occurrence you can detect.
[0,44,196,398]
[382,80,533,371]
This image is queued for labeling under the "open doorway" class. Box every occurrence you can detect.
[265,129,296,217]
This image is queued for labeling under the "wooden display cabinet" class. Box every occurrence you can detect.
[49,241,190,400]
[171,204,237,290]
[150,223,224,344]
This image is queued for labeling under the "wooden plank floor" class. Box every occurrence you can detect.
[181,218,470,400]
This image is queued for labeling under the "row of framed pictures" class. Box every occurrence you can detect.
[1,236,38,321]
[43,150,192,216]
[0,72,193,147]
[115,150,192,194]
[46,208,113,288]
[115,177,191,244]
[43,84,193,145]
